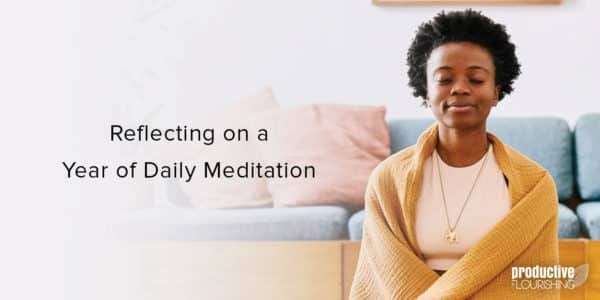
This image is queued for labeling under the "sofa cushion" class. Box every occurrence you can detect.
[257,104,390,211]
[558,204,580,239]
[178,86,279,209]
[348,210,366,240]
[116,205,351,241]
[348,203,579,240]
[387,117,573,201]
[577,202,600,239]
[575,113,600,201]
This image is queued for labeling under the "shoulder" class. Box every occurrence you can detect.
[366,145,417,192]
[502,144,549,179]
[501,143,558,200]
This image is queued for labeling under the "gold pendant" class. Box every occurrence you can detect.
[444,229,458,244]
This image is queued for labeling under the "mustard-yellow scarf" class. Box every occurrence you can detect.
[349,122,559,299]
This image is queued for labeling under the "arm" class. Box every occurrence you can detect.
[350,170,439,300]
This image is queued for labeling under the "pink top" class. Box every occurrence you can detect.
[415,145,511,271]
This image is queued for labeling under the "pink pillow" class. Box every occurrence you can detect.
[258,104,390,211]
[178,87,279,209]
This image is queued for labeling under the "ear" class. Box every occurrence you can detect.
[492,85,500,107]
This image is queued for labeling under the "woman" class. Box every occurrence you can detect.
[349,9,559,299]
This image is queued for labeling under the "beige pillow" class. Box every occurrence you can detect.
[178,87,279,209]
[258,104,390,211]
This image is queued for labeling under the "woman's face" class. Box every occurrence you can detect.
[426,42,500,130]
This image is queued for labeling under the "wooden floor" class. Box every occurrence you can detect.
[114,239,597,300]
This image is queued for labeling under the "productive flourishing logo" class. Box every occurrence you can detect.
[511,264,589,290]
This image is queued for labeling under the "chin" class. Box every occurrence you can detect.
[440,115,485,130]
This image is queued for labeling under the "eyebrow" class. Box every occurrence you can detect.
[434,66,491,73]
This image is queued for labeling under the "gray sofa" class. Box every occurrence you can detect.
[348,117,580,240]
[121,115,600,241]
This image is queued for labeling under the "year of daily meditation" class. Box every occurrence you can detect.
[62,161,316,183]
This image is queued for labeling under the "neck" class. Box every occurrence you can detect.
[436,124,489,167]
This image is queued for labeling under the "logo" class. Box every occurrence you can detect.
[511,264,589,290]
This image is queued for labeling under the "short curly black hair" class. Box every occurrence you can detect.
[407,9,521,106]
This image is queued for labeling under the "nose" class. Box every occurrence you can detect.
[450,78,471,95]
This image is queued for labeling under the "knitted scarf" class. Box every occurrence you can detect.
[349,122,559,299]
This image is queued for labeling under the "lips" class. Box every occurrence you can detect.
[446,103,475,112]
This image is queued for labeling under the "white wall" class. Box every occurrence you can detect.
[79,0,600,127]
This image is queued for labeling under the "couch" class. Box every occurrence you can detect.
[120,115,600,241]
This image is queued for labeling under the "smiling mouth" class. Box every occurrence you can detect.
[446,104,475,112]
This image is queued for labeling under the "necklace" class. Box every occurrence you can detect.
[435,145,490,244]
